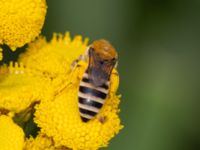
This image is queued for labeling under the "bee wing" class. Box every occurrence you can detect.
[88,65,112,87]
[87,49,116,87]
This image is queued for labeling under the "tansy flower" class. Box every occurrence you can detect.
[19,33,88,78]
[0,33,123,150]
[18,33,123,149]
[0,0,47,52]
[18,33,88,99]
[24,133,70,150]
[0,62,53,113]
[33,54,122,150]
[0,115,24,150]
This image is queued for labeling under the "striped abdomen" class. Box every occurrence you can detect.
[78,72,109,122]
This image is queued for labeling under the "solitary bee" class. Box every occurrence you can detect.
[75,39,118,122]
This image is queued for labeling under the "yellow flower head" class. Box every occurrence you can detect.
[35,60,123,150]
[0,115,24,150]
[24,133,70,150]
[19,33,88,78]
[0,0,47,50]
[0,62,53,113]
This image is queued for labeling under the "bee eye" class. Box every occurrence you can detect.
[100,60,104,65]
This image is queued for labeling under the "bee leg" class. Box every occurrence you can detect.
[71,58,80,69]
[109,69,119,94]
[114,60,118,68]
[70,55,84,69]
[71,47,89,69]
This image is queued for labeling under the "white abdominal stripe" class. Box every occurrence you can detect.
[82,73,110,89]
[80,81,108,93]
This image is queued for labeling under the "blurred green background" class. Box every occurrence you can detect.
[3,0,200,149]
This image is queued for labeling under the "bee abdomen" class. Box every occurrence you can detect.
[78,75,109,122]
[79,97,103,108]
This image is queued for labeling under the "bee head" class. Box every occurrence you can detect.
[90,39,118,61]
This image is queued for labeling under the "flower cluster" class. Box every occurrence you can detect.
[0,1,123,150]
[0,33,123,150]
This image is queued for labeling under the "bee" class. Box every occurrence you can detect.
[76,39,118,122]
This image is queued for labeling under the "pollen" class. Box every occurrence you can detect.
[35,61,123,150]
[0,115,24,150]
[0,0,47,51]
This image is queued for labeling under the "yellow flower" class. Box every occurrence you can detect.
[0,62,53,113]
[0,0,47,51]
[35,60,123,150]
[0,115,24,150]
[0,33,123,150]
[19,33,88,78]
[24,133,68,150]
